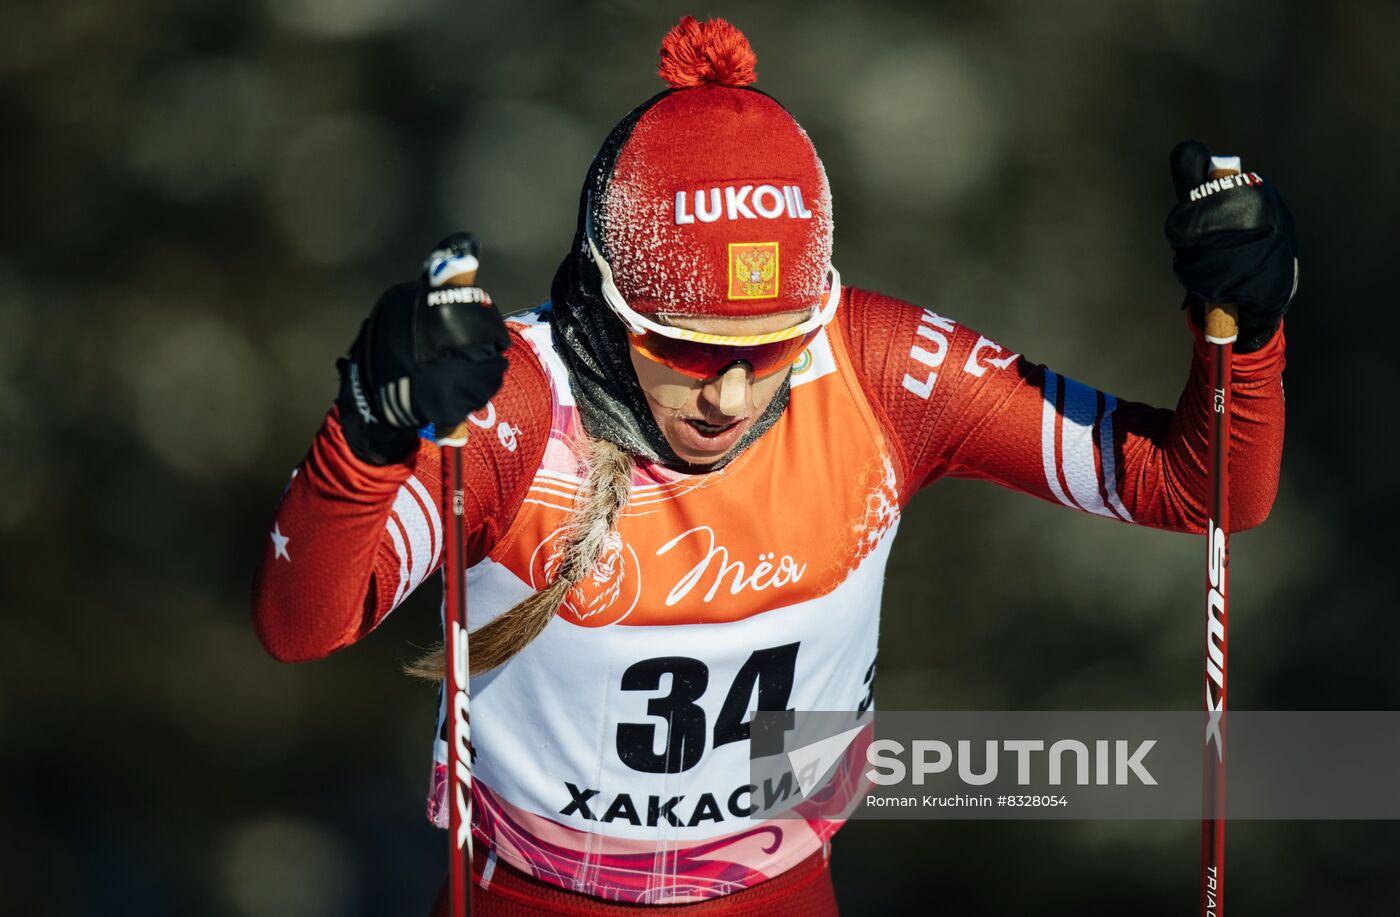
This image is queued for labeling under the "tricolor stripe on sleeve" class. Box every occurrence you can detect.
[384,474,444,607]
[1040,371,1133,522]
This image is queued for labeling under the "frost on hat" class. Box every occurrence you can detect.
[596,17,833,319]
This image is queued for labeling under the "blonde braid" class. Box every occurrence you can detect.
[404,436,633,680]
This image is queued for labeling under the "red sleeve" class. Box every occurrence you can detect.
[836,287,1286,533]
[251,329,551,662]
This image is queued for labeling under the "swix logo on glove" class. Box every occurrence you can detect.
[674,184,814,224]
[1187,172,1263,202]
[347,363,376,425]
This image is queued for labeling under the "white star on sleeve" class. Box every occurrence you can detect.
[270,524,291,561]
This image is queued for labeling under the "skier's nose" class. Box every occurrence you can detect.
[701,362,753,418]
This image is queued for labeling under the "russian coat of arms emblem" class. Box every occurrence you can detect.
[727,242,780,300]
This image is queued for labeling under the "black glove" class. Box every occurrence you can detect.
[336,233,511,464]
[1164,139,1298,353]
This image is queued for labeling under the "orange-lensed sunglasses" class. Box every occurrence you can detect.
[586,236,842,380]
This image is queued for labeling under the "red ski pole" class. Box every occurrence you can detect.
[426,235,482,917]
[1200,159,1239,917]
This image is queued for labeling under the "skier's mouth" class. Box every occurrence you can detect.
[673,415,747,456]
[686,418,738,437]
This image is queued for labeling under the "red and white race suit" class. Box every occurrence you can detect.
[252,287,1285,905]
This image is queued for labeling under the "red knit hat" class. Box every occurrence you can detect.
[593,17,834,319]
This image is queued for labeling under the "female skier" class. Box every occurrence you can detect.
[252,16,1295,916]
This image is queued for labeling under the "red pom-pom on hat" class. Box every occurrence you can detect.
[657,16,757,88]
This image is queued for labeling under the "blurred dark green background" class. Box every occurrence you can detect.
[3,0,1397,913]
